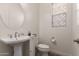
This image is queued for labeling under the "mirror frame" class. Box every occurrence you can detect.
[0,3,25,30]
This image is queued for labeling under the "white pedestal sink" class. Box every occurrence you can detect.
[14,43,23,56]
[0,36,31,56]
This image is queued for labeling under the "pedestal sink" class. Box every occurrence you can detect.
[0,36,31,56]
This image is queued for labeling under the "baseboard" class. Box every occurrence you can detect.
[0,53,10,56]
[49,50,72,56]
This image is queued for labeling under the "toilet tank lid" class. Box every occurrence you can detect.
[38,44,49,48]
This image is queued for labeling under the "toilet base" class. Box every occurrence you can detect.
[36,44,49,56]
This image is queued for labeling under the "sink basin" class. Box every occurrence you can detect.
[0,36,31,56]
[0,36,31,45]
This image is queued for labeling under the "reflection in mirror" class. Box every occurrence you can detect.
[77,4,79,25]
[0,3,24,30]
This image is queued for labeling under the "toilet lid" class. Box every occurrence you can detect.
[38,44,49,49]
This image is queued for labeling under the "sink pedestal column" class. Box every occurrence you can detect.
[14,43,23,56]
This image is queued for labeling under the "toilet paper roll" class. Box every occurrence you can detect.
[51,39,56,43]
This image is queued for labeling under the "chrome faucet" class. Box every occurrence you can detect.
[14,32,18,38]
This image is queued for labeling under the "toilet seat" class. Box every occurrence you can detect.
[38,44,49,49]
[37,44,49,54]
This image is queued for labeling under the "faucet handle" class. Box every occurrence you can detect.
[28,32,31,36]
[8,34,12,38]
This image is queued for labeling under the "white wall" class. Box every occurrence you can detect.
[22,3,39,56]
[72,4,79,56]
[0,3,39,55]
[39,3,73,55]
[0,3,74,56]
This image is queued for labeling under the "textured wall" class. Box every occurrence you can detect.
[39,3,73,55]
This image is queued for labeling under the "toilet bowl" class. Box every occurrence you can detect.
[37,44,49,56]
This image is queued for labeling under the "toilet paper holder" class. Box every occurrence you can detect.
[51,37,55,39]
[51,37,56,44]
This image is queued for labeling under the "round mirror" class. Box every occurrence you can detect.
[0,3,24,30]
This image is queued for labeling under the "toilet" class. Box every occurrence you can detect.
[37,44,49,56]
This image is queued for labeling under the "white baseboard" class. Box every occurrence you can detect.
[0,53,10,56]
[50,50,72,56]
